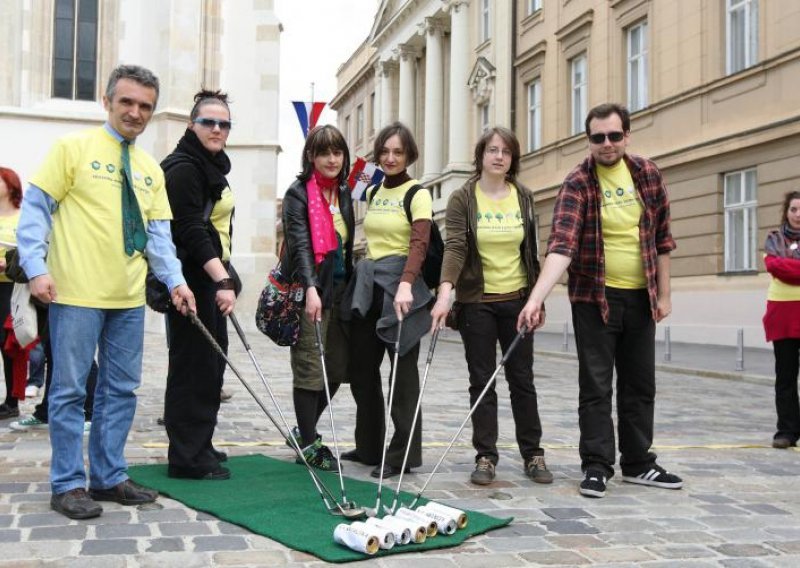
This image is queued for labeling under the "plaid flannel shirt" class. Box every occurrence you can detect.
[546,153,676,323]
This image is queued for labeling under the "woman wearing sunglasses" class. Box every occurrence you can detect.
[281,125,354,471]
[429,127,551,486]
[161,89,237,480]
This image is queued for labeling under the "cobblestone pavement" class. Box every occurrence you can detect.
[1,328,798,567]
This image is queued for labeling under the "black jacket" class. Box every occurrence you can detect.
[282,177,355,307]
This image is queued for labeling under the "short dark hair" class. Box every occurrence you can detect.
[190,89,231,121]
[473,126,521,182]
[585,103,630,136]
[105,64,160,107]
[781,190,800,225]
[373,122,419,167]
[298,124,351,186]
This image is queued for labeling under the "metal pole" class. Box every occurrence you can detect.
[735,328,744,371]
[663,326,672,362]
[562,322,569,352]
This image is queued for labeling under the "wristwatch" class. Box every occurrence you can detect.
[216,278,236,291]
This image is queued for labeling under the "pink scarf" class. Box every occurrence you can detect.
[306,170,339,265]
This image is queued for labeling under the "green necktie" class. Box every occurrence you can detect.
[120,140,148,256]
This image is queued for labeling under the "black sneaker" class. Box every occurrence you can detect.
[772,436,797,449]
[470,456,496,485]
[579,470,607,498]
[300,439,339,471]
[621,464,683,489]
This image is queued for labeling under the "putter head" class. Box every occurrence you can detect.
[331,504,367,519]
[382,502,397,516]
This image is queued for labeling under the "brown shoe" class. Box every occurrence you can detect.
[772,436,797,449]
[220,389,233,402]
[470,456,496,485]
[51,488,103,519]
[88,479,157,505]
[525,455,554,484]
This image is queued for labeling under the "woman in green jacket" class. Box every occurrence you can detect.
[430,127,550,486]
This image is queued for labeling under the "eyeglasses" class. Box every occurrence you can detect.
[588,131,624,144]
[485,146,512,157]
[193,118,232,130]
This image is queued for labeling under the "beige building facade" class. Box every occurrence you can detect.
[334,0,799,348]
[0,0,282,328]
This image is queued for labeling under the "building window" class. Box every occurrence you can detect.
[570,53,587,135]
[724,168,758,272]
[356,104,364,144]
[527,79,541,152]
[527,0,542,15]
[479,103,490,133]
[344,115,351,146]
[369,92,376,134]
[481,0,491,42]
[627,21,648,112]
[52,0,99,100]
[726,0,758,74]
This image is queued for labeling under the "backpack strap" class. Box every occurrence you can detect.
[367,183,382,206]
[402,184,425,225]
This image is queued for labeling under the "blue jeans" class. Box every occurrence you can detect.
[27,342,45,388]
[48,304,144,494]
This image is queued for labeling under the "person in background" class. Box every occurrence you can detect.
[18,64,195,519]
[430,127,552,486]
[25,342,45,398]
[161,89,236,481]
[518,103,682,499]
[0,166,22,419]
[763,190,800,449]
[282,124,354,471]
[341,122,433,479]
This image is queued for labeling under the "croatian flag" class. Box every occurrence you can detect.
[292,101,327,138]
[348,158,384,201]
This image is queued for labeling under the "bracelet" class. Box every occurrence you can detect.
[216,278,236,291]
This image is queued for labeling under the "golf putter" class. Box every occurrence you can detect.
[385,327,440,514]
[194,312,364,519]
[365,318,403,518]
[313,319,357,512]
[407,325,529,509]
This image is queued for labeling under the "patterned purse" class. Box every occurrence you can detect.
[255,254,305,347]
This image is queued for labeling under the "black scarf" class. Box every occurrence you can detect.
[161,128,231,201]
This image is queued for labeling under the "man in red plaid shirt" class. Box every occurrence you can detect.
[518,103,683,498]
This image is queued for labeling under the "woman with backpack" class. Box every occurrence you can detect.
[429,127,552,486]
[281,124,354,471]
[161,90,237,481]
[341,122,433,479]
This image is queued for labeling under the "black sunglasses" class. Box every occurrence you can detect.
[193,118,232,130]
[588,131,624,144]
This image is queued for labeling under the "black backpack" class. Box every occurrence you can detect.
[369,183,443,289]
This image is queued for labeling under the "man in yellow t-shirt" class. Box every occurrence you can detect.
[17,65,196,521]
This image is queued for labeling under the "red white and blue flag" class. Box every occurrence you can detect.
[292,101,327,138]
[348,157,384,201]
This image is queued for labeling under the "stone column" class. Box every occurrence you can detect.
[397,44,420,128]
[379,59,397,127]
[422,18,445,180]
[373,60,383,130]
[446,0,471,170]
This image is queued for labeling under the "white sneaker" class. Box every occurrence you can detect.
[25,385,39,398]
[10,415,48,431]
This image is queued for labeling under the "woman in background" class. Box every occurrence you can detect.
[0,167,22,419]
[763,190,800,449]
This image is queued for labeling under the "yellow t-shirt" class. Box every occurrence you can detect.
[332,210,348,245]
[597,161,646,289]
[30,127,172,308]
[475,183,527,294]
[210,186,234,262]
[0,210,20,284]
[364,180,432,260]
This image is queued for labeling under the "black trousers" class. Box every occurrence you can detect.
[459,298,543,464]
[164,273,226,472]
[773,338,800,442]
[0,282,16,407]
[348,285,422,468]
[572,287,657,478]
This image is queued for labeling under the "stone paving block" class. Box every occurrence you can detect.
[545,534,608,549]
[699,504,750,516]
[216,521,251,535]
[651,517,711,531]
[491,523,547,537]
[644,544,718,559]
[588,517,661,533]
[212,550,292,566]
[481,535,552,552]
[691,494,738,504]
[145,537,185,553]
[699,515,758,529]
[138,508,190,523]
[158,522,213,536]
[766,539,800,553]
[711,543,777,557]
[654,530,722,544]
[0,483,30,495]
[0,529,21,543]
[133,551,213,568]
[94,522,151,538]
[437,552,527,567]
[378,555,459,567]
[16,512,72,528]
[0,515,12,528]
[80,538,139,556]
[520,549,591,565]
[541,520,599,534]
[8,493,50,504]
[192,535,249,552]
[718,559,773,567]
[581,545,657,563]
[28,525,88,541]
[601,532,664,546]
[79,511,133,525]
[739,503,790,515]
[541,507,592,520]
[0,541,76,561]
